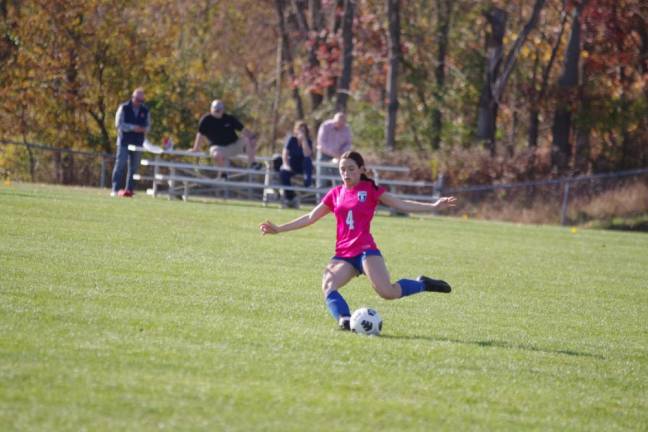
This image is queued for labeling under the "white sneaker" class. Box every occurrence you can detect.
[110,191,117,197]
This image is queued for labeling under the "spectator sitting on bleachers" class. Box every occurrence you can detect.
[279,121,313,208]
[191,99,261,170]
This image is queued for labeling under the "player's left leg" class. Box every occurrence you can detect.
[363,255,435,299]
[417,275,452,293]
[362,255,402,300]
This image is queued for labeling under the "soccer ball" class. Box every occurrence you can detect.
[350,307,383,336]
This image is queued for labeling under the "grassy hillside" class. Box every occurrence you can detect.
[1,183,647,431]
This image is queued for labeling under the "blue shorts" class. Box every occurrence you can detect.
[332,249,382,275]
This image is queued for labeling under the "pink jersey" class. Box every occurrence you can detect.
[322,180,386,257]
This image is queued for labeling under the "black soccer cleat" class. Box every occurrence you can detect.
[338,316,351,331]
[417,275,452,293]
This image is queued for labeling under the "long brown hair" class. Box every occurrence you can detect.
[293,120,311,141]
[340,150,378,190]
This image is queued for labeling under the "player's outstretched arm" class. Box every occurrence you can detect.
[379,192,457,213]
[259,202,331,235]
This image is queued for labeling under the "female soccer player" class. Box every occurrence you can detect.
[259,151,457,330]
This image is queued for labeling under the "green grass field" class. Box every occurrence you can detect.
[1,183,647,431]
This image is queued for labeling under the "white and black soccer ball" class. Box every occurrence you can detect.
[350,307,383,336]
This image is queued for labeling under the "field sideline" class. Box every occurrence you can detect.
[1,183,647,431]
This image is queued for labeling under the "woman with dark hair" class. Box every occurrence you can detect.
[260,150,457,330]
[279,121,313,208]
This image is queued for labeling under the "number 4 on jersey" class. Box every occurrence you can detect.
[346,210,355,230]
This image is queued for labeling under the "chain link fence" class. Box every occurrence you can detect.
[441,169,648,226]
[1,140,114,188]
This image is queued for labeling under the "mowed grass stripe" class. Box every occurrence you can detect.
[1,183,647,431]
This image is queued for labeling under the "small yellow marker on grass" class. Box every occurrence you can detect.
[570,227,578,234]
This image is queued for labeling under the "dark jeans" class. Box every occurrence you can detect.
[111,144,142,192]
[280,158,313,200]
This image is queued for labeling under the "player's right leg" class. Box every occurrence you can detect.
[322,259,358,330]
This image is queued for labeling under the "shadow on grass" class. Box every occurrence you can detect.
[380,334,605,359]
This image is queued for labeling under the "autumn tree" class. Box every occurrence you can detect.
[275,0,305,119]
[431,0,454,150]
[551,0,588,171]
[527,1,569,148]
[335,0,355,112]
[476,0,546,156]
[1,0,646,185]
[384,0,401,150]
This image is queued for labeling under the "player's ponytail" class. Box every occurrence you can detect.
[340,150,379,190]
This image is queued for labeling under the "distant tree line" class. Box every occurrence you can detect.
[1,0,646,183]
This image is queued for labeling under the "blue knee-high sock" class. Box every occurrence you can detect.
[325,291,351,321]
[398,279,425,297]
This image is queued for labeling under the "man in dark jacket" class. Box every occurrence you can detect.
[111,88,151,197]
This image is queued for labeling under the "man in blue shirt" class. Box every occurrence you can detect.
[111,88,151,197]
